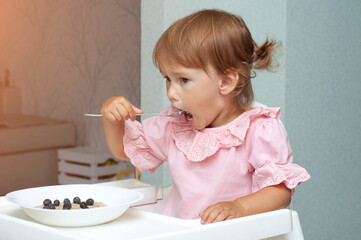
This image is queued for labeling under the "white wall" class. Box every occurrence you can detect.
[0,0,140,150]
[0,0,140,182]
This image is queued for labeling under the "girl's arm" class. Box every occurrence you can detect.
[200,183,291,224]
[102,118,129,160]
[101,96,143,161]
[200,115,309,224]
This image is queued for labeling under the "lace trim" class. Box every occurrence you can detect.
[123,120,162,172]
[169,107,281,162]
[252,161,311,194]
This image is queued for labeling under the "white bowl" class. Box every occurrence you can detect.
[5,184,143,227]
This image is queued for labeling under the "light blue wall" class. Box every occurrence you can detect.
[286,1,361,239]
[141,0,361,239]
[141,0,286,186]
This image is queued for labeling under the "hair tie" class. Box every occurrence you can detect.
[253,45,258,53]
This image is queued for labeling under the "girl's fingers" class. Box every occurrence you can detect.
[101,96,143,122]
[132,105,143,120]
[202,210,231,224]
[206,210,222,223]
[116,97,142,121]
[132,105,143,114]
[102,105,125,123]
[114,106,126,122]
[104,111,118,124]
[200,207,219,224]
[117,105,131,121]
[123,103,136,121]
[200,204,235,224]
[213,211,229,223]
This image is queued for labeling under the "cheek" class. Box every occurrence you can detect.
[190,111,211,130]
[195,91,219,110]
[185,89,218,114]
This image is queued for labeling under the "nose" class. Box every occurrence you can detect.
[167,82,178,102]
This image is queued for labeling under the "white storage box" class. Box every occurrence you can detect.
[58,146,134,184]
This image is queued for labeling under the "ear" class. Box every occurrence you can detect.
[218,70,239,95]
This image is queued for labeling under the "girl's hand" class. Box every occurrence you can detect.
[200,184,291,224]
[101,96,143,124]
[199,200,246,224]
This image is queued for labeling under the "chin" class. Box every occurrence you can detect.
[192,120,207,130]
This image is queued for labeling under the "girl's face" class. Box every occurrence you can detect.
[159,60,239,130]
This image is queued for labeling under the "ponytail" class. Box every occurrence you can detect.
[253,39,280,71]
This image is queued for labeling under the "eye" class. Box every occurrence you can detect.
[179,78,189,84]
[164,76,170,82]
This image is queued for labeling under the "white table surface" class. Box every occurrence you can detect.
[0,180,293,240]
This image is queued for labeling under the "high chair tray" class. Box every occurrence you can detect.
[96,179,160,206]
[0,196,293,240]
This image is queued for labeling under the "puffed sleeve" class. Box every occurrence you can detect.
[248,118,310,194]
[123,115,172,173]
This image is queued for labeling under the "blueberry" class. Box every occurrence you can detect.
[63,203,71,210]
[73,197,81,204]
[63,198,71,205]
[48,204,56,209]
[86,198,94,206]
[43,199,51,206]
[54,199,60,206]
[80,202,88,209]
[43,205,50,209]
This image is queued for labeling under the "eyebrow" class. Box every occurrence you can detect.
[160,70,189,77]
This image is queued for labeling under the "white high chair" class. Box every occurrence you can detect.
[135,184,304,240]
[136,102,305,240]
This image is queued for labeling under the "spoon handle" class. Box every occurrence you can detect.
[84,113,174,117]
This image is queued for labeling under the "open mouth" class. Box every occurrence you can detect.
[174,108,193,121]
[185,111,193,121]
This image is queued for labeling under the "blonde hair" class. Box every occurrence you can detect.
[153,9,279,109]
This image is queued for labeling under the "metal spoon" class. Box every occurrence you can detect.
[84,111,186,118]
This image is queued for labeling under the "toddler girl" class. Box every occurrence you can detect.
[102,9,310,224]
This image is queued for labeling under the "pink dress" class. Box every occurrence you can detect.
[124,107,310,219]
